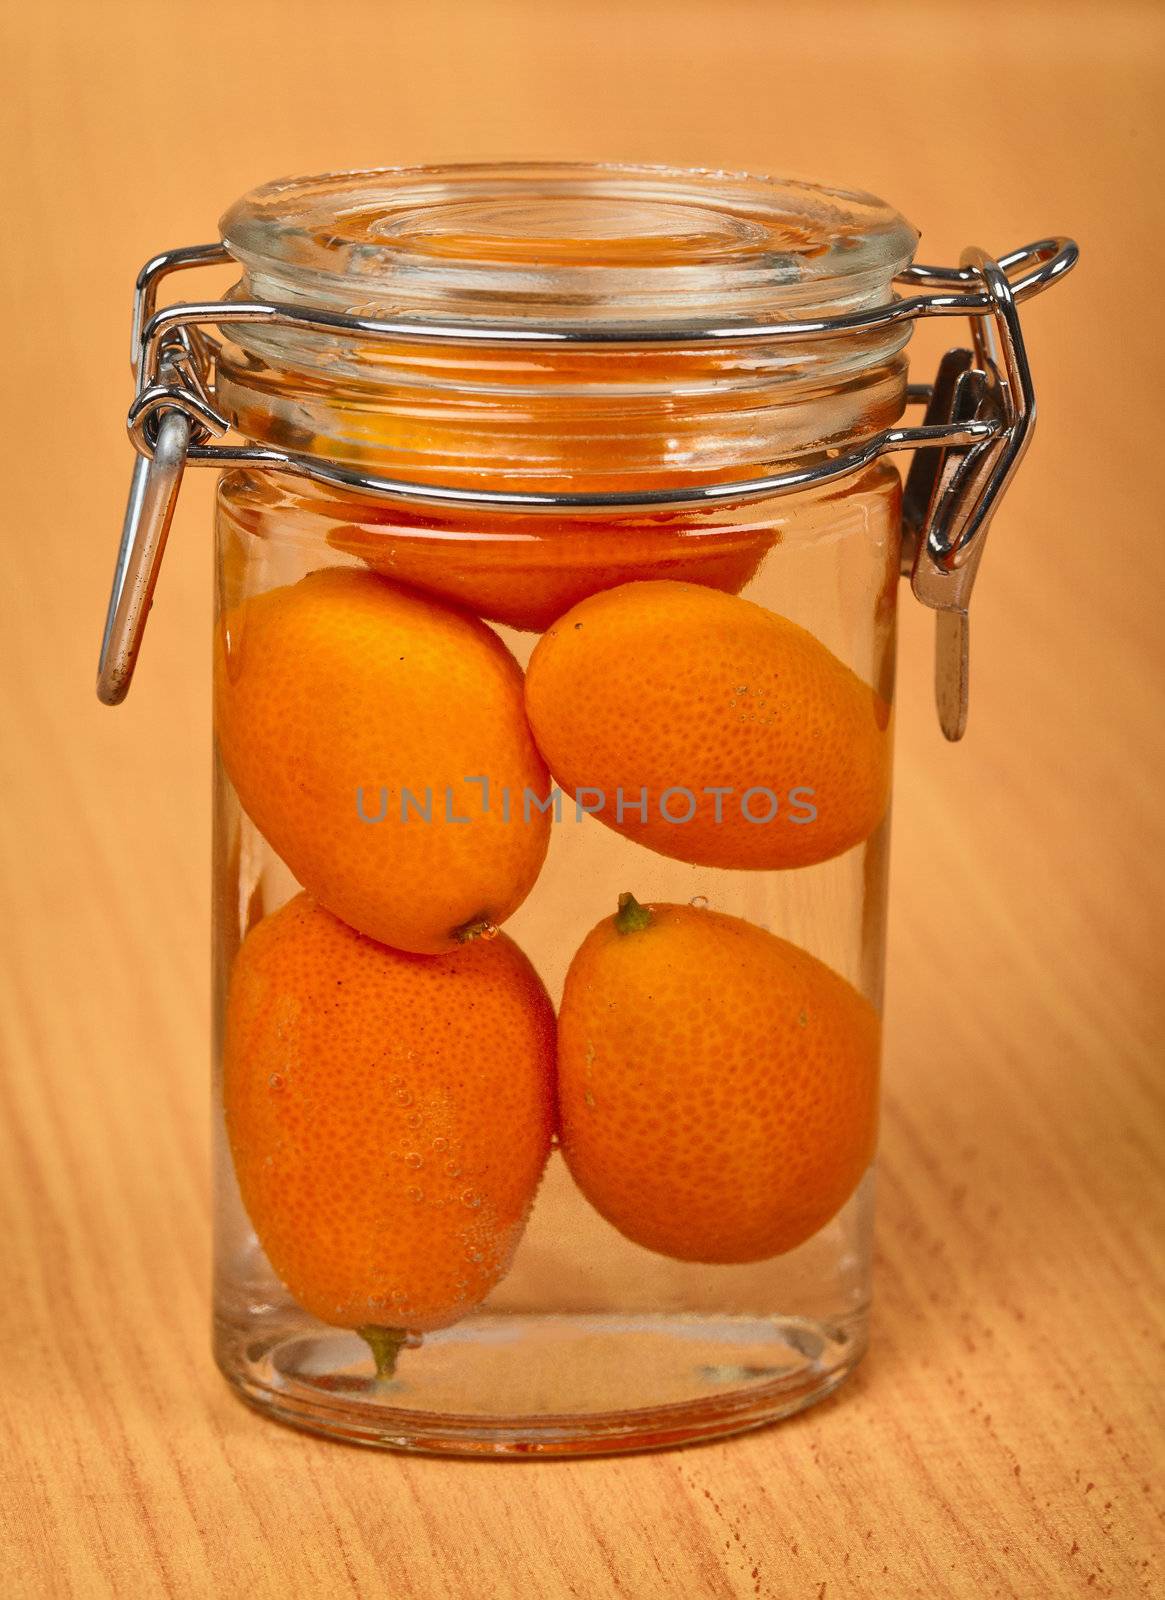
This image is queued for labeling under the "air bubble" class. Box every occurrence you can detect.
[406,1111,423,1128]
[405,1152,423,1170]
[407,1186,424,1203]
[394,1088,413,1106]
[432,1137,448,1152]
[460,1188,482,1209]
[268,1073,285,1091]
[445,1161,462,1178]
[689,895,709,909]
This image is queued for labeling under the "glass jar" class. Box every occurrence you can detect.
[101,164,1076,1456]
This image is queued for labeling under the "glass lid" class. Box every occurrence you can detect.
[220,162,918,329]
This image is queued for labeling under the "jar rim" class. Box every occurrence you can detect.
[220,162,918,330]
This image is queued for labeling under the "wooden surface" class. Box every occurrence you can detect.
[2,2,1162,1595]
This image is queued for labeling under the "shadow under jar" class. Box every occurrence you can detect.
[207,163,912,1455]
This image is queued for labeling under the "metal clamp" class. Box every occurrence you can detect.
[901,247,1043,737]
[98,236,1077,721]
[99,403,191,706]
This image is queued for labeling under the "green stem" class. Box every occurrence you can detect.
[357,1325,408,1381]
[615,892,653,935]
[454,916,499,943]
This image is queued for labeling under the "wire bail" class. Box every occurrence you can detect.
[98,236,1076,725]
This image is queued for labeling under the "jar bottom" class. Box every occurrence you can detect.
[214,1307,867,1457]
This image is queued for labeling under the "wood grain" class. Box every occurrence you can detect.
[1,2,1162,1595]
